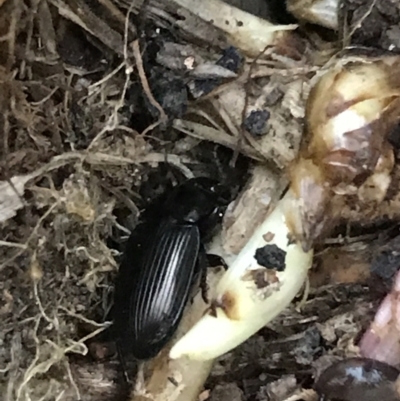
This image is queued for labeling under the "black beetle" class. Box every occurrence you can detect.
[110,177,231,361]
[314,357,400,401]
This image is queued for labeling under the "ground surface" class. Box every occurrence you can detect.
[1,1,400,401]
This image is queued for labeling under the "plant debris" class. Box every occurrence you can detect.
[2,0,400,400]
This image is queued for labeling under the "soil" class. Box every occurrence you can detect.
[1,0,400,401]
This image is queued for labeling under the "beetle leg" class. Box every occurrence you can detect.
[198,245,210,304]
[116,340,132,384]
[206,253,228,270]
[198,250,229,303]
[200,268,209,304]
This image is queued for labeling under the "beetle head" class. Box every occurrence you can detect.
[163,177,232,225]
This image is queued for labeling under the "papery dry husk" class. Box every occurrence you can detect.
[285,55,400,251]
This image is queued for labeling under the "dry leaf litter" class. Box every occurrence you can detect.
[1,0,400,401]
